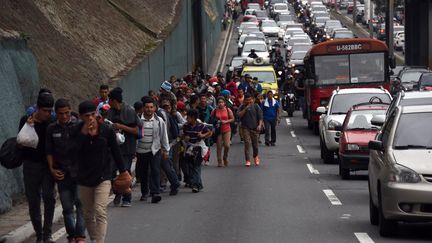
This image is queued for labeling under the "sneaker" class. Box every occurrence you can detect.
[43,236,55,243]
[151,195,162,204]
[204,161,210,166]
[254,156,261,166]
[169,187,179,196]
[245,160,251,167]
[121,201,131,207]
[140,195,148,201]
[113,194,121,207]
[192,187,200,193]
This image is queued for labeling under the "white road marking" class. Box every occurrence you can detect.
[219,22,234,73]
[354,232,375,243]
[297,145,305,154]
[306,164,320,174]
[323,189,342,205]
[52,227,66,241]
[285,118,291,126]
[290,131,296,138]
[214,21,233,76]
[340,213,351,219]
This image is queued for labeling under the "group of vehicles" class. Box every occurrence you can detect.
[236,0,432,238]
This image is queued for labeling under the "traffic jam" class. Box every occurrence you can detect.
[231,0,432,239]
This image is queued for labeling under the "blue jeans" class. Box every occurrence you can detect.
[57,175,85,239]
[137,151,161,196]
[187,147,203,190]
[160,158,180,190]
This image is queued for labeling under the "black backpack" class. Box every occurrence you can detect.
[0,137,23,169]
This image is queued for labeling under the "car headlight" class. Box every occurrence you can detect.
[388,164,421,183]
[345,144,360,151]
[327,120,341,130]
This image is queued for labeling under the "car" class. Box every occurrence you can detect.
[238,22,258,36]
[288,51,307,66]
[290,43,312,54]
[260,20,280,37]
[314,16,331,28]
[311,5,328,13]
[368,104,432,236]
[276,13,294,27]
[277,21,295,39]
[283,27,305,45]
[327,27,348,38]
[340,0,351,9]
[337,102,389,179]
[238,34,266,56]
[386,91,432,117]
[317,88,392,163]
[332,30,354,39]
[416,72,432,91]
[225,56,245,81]
[271,3,289,17]
[311,11,330,19]
[394,67,431,91]
[241,64,278,95]
[241,15,259,25]
[324,20,343,38]
[241,40,269,58]
[254,10,269,22]
[247,3,262,11]
[378,25,404,41]
[241,26,261,37]
[244,9,256,16]
[394,32,404,51]
[347,1,360,14]
[286,36,312,51]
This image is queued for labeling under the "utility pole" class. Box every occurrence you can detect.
[388,0,394,60]
[353,0,357,27]
[367,0,373,38]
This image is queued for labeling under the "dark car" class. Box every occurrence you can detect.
[337,103,389,179]
[393,66,431,92]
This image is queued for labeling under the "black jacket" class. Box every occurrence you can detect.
[71,122,125,187]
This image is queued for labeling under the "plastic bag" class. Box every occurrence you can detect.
[17,123,39,149]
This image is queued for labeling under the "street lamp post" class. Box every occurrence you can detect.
[388,0,394,61]
[353,0,357,27]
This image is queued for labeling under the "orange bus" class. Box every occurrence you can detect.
[303,38,391,133]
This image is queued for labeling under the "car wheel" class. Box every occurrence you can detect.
[369,186,379,225]
[378,190,397,237]
[313,122,319,136]
[322,139,334,164]
[340,162,350,180]
[320,137,324,159]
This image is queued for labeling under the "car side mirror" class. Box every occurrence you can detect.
[368,140,383,151]
[316,106,326,114]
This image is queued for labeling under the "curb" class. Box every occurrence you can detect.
[0,162,137,243]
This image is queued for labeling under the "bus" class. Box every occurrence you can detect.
[303,38,391,133]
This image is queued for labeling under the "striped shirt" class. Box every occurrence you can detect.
[139,118,154,153]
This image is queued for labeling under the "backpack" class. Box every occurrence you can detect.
[167,115,179,141]
[0,137,23,169]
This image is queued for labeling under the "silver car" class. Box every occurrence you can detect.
[368,104,432,236]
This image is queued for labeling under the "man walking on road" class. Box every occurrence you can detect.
[46,99,85,243]
[106,87,141,207]
[261,91,281,146]
[73,101,131,243]
[136,97,171,203]
[237,93,264,167]
[18,92,56,243]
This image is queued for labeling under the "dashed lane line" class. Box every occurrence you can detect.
[323,189,342,205]
[290,131,296,138]
[354,232,375,243]
[297,145,306,154]
[285,118,291,126]
[306,164,320,174]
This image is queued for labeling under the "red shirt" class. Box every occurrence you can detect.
[213,108,232,133]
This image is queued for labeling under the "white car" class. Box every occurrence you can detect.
[238,22,258,36]
[286,36,311,51]
[272,3,289,16]
[244,9,256,16]
[394,32,404,51]
[241,40,269,58]
[314,16,331,27]
[260,20,280,37]
[288,51,307,66]
[283,28,305,45]
[318,88,392,163]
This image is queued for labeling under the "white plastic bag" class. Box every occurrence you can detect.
[17,123,39,149]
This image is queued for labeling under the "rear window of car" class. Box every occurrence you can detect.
[346,109,386,130]
[330,93,391,114]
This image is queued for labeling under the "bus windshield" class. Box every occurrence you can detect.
[314,52,385,85]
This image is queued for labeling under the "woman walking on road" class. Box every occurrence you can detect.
[211,97,235,167]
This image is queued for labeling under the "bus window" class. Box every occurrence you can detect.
[350,53,385,83]
[315,55,349,85]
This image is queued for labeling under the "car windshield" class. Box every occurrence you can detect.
[248,4,260,10]
[291,52,307,60]
[400,71,424,83]
[242,71,276,83]
[313,6,327,11]
[316,17,330,25]
[240,23,257,30]
[250,32,265,39]
[314,13,329,18]
[326,22,342,29]
[292,45,312,52]
[346,110,386,129]
[330,93,391,114]
[262,21,278,27]
[275,5,288,10]
[286,29,303,35]
[244,43,267,52]
[335,32,354,39]
[315,53,385,85]
[289,39,310,46]
[244,16,258,22]
[394,112,432,149]
[272,0,285,4]
[243,27,260,34]
[255,11,267,18]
